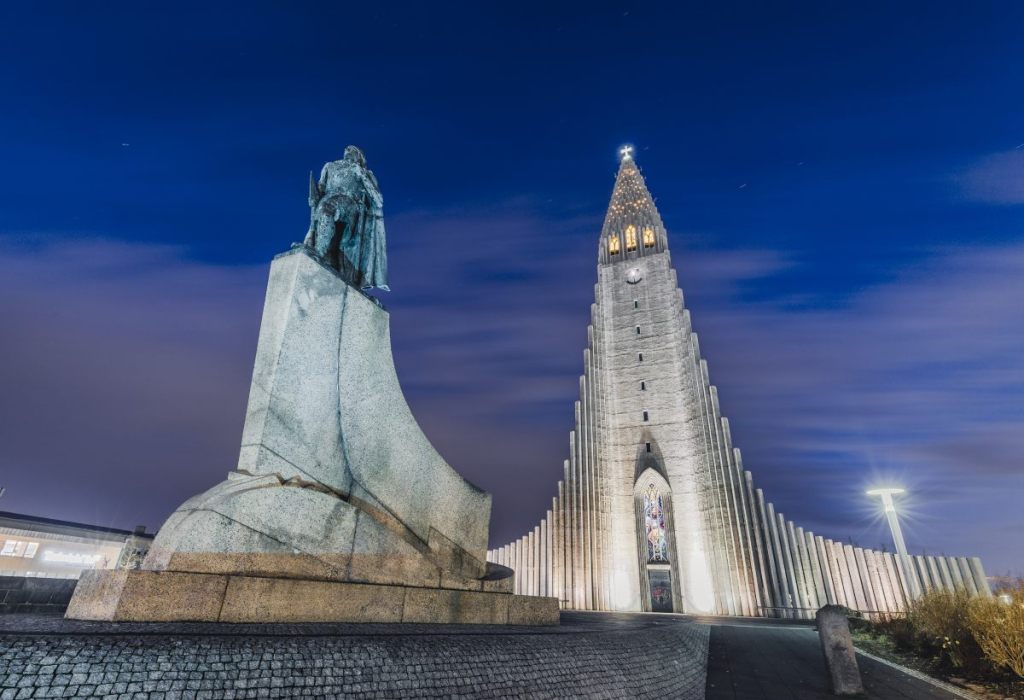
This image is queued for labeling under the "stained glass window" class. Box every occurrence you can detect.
[643,483,669,562]
[625,225,638,251]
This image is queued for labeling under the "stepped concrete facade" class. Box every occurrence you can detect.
[488,150,991,617]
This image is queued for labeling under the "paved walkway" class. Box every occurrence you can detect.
[0,612,707,699]
[704,619,966,700]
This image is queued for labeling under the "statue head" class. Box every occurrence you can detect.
[343,145,367,167]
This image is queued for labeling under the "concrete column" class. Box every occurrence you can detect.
[766,503,792,615]
[534,525,542,597]
[756,490,784,615]
[853,548,877,614]
[719,418,757,616]
[936,557,955,591]
[745,472,773,614]
[777,513,799,615]
[866,550,894,614]
[915,556,932,592]
[844,546,868,612]
[791,523,814,614]
[804,530,827,610]
[969,558,991,596]
[831,540,854,608]
[926,557,943,593]
[957,557,979,596]
[815,536,837,605]
[947,555,965,590]
[881,553,908,610]
[890,549,918,605]
[575,395,592,611]
[514,539,522,595]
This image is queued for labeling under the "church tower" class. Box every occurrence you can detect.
[488,148,990,617]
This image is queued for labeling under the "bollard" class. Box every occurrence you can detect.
[815,605,864,696]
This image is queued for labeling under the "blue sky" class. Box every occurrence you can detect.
[1,2,1021,575]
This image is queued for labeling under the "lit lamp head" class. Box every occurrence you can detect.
[866,487,905,513]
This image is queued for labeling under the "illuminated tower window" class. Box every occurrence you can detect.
[608,235,620,255]
[643,484,669,562]
[643,227,656,248]
[625,225,638,252]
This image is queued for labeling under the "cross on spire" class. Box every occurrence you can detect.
[619,144,634,161]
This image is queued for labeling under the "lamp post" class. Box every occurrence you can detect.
[867,487,920,600]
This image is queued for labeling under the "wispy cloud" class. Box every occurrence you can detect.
[956,148,1024,204]
[1,221,1021,575]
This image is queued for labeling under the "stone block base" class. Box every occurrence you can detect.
[65,570,558,625]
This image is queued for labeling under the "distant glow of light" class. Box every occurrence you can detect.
[867,487,905,513]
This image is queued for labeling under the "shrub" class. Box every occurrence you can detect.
[967,583,1024,679]
[907,588,982,671]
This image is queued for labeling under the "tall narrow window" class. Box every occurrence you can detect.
[638,353,643,362]
[633,300,639,309]
[643,411,649,422]
[636,326,641,335]
[644,484,669,562]
[640,381,646,391]
[608,235,620,255]
[643,227,656,248]
[645,442,652,453]
[625,225,638,252]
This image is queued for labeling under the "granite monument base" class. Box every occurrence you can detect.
[66,569,559,625]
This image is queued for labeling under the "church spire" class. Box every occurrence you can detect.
[599,147,668,264]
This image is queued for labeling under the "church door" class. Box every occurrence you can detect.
[648,567,674,612]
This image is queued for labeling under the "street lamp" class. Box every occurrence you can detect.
[866,487,920,599]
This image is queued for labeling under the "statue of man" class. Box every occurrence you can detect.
[303,145,389,291]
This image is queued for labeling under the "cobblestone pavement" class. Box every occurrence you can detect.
[0,612,708,699]
[703,620,965,700]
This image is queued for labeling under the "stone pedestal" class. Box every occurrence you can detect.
[66,247,558,625]
[66,570,556,625]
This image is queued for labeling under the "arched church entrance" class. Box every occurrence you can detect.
[633,460,682,613]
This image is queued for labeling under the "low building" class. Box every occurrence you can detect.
[0,511,153,579]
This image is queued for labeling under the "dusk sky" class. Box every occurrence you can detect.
[1,2,1022,576]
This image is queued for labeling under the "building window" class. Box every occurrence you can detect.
[633,300,639,309]
[625,225,638,251]
[643,227,656,248]
[608,235,620,255]
[644,484,669,562]
[643,411,649,422]
[646,442,652,453]
[640,381,646,391]
[638,353,643,362]
[635,326,641,335]
[0,540,38,558]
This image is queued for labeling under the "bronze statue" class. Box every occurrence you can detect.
[303,145,389,291]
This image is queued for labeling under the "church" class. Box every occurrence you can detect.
[487,148,991,617]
